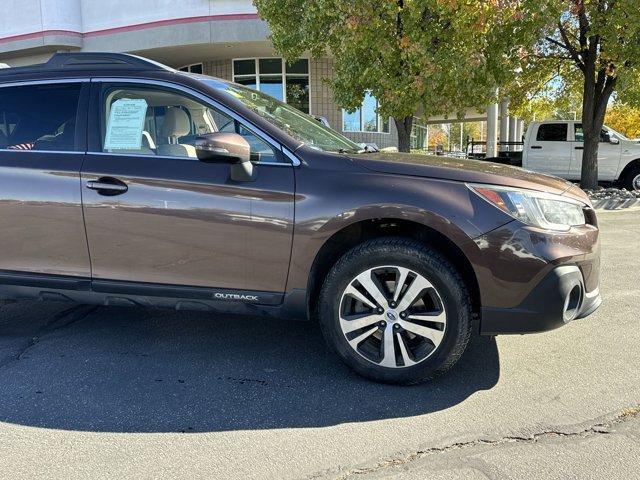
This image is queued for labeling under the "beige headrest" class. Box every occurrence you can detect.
[161,107,191,138]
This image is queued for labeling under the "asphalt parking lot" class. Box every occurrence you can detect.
[0,210,638,479]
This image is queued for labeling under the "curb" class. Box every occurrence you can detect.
[591,198,640,211]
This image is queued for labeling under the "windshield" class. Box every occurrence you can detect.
[605,125,629,141]
[200,78,362,153]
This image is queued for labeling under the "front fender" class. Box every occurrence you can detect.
[286,155,513,291]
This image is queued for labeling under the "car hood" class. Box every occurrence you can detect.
[350,153,589,203]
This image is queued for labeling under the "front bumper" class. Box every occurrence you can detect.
[480,265,601,335]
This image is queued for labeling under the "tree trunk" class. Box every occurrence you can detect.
[579,71,615,190]
[580,66,600,190]
[394,116,413,153]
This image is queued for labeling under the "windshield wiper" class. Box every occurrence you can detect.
[338,145,379,154]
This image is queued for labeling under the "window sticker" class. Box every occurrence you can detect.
[104,99,148,150]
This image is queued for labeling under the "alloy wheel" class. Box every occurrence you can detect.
[338,266,447,368]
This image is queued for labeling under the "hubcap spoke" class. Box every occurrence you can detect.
[395,276,433,312]
[355,271,389,309]
[347,325,379,349]
[340,313,381,334]
[396,332,416,366]
[408,312,446,325]
[392,267,410,303]
[398,319,444,344]
[379,324,397,367]
[344,285,377,309]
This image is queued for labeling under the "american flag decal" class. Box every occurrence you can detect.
[7,143,35,150]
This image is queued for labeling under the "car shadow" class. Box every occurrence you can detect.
[0,302,500,433]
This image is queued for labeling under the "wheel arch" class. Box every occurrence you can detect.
[618,158,640,183]
[306,217,481,324]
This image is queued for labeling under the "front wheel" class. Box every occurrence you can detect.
[318,237,472,385]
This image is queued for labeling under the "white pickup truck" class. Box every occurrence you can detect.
[520,120,640,191]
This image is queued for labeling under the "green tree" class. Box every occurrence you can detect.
[508,0,640,189]
[254,0,523,152]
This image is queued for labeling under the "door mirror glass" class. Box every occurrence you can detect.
[600,131,612,143]
[600,129,619,144]
[195,132,251,164]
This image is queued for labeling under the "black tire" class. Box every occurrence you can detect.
[620,163,640,191]
[318,237,472,385]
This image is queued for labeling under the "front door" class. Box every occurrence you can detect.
[81,81,294,295]
[569,124,622,181]
[0,80,90,278]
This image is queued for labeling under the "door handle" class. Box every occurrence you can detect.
[574,146,584,150]
[530,146,543,150]
[86,177,128,195]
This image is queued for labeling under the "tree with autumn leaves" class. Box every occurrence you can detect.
[255,0,640,188]
[254,0,524,152]
[606,104,640,139]
[510,0,640,189]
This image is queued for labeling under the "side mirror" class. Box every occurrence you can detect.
[314,116,330,128]
[194,132,256,181]
[600,132,619,145]
[195,132,250,163]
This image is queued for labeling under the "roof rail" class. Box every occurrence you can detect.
[0,52,174,76]
[45,53,173,71]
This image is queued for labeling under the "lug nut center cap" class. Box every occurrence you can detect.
[385,310,398,322]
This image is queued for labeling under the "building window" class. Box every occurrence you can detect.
[232,58,310,114]
[179,63,203,74]
[342,92,390,133]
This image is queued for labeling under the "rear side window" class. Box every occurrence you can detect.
[0,83,82,152]
[536,123,568,142]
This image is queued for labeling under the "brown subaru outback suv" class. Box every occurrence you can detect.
[0,53,601,384]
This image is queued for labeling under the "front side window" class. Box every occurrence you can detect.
[99,84,279,162]
[574,124,615,143]
[202,79,361,154]
[233,58,310,113]
[0,83,81,152]
[536,123,568,142]
[342,92,390,133]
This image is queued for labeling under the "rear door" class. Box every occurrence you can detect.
[525,123,571,177]
[570,124,622,181]
[81,80,294,296]
[0,80,90,278]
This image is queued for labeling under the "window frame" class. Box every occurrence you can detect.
[232,57,311,114]
[87,78,297,167]
[341,93,390,134]
[0,78,88,154]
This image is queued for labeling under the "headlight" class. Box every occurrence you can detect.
[469,184,586,232]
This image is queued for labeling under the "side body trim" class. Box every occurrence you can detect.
[0,270,282,306]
